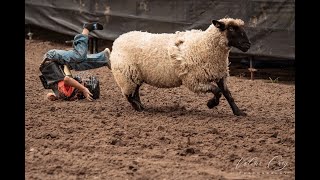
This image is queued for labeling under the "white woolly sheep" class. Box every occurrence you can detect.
[110,18,251,116]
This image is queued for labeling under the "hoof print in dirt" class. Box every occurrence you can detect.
[271,132,279,138]
[234,110,247,116]
[128,165,138,172]
[248,147,256,152]
[207,128,219,134]
[110,138,127,146]
[156,125,165,131]
[151,154,165,159]
[177,147,197,156]
[159,136,171,144]
[228,154,240,162]
[43,132,59,139]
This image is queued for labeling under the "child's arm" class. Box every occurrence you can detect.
[63,76,93,101]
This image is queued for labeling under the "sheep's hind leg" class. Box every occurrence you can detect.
[207,85,222,109]
[216,77,247,116]
[126,85,144,112]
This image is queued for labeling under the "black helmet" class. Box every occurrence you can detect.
[74,75,100,99]
[83,76,100,99]
[73,75,83,83]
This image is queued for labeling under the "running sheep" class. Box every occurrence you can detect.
[110,18,251,116]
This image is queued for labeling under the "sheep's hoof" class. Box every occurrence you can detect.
[234,110,247,116]
[126,95,145,112]
[132,103,145,112]
[130,100,145,112]
[207,98,219,109]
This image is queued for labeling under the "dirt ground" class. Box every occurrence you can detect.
[25,28,295,180]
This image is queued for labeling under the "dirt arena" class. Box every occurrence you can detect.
[25,28,295,180]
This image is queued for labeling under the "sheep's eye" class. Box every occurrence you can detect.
[228,27,234,31]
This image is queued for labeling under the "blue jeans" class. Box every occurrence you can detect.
[43,34,109,71]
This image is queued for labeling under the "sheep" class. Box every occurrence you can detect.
[110,18,251,116]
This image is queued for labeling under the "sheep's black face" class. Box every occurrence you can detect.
[226,25,251,52]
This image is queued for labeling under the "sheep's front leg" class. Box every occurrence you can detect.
[216,77,247,116]
[207,86,222,109]
[186,82,222,108]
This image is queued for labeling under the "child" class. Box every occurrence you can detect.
[40,22,108,101]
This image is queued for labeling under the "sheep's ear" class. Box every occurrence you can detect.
[212,20,226,31]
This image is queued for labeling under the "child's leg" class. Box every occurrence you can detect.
[72,48,111,71]
[42,23,104,70]
[42,34,89,69]
[71,34,89,59]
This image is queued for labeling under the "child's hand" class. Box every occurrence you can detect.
[83,88,93,101]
